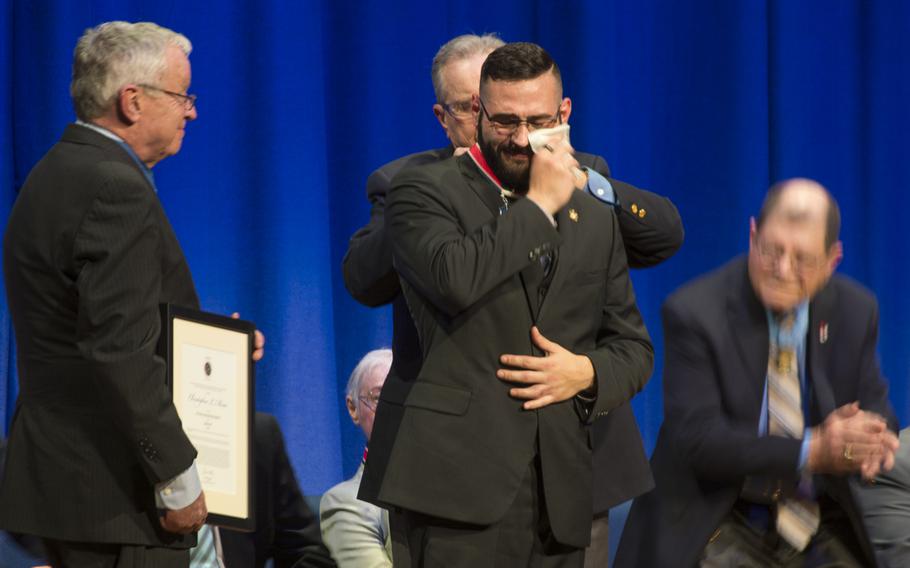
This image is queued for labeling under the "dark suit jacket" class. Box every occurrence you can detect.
[614,257,893,568]
[343,148,684,307]
[0,124,198,547]
[359,152,654,548]
[344,147,682,514]
[0,437,47,566]
[220,412,333,568]
[343,149,454,388]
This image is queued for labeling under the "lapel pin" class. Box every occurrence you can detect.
[819,321,828,344]
[568,209,579,222]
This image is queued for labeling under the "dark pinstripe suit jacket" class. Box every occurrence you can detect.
[359,152,654,548]
[0,124,198,547]
[347,147,683,516]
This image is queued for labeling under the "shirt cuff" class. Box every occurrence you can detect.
[584,168,617,206]
[798,429,813,472]
[155,461,202,510]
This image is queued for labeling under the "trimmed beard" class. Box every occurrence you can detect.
[477,123,532,194]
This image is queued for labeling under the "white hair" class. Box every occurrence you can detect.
[70,21,192,121]
[345,349,392,400]
[431,33,504,102]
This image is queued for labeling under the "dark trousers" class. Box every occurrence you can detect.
[583,513,610,568]
[390,455,585,568]
[42,539,189,568]
[700,498,866,568]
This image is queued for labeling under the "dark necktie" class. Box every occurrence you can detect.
[537,249,557,308]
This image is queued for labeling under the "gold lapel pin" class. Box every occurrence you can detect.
[568,208,579,222]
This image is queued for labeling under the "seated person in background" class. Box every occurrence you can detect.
[615,179,899,567]
[320,349,393,568]
[217,412,334,568]
[854,427,910,567]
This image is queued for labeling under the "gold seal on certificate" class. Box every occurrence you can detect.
[160,304,256,532]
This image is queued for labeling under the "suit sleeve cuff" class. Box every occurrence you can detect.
[584,168,617,206]
[526,198,557,227]
[155,461,202,509]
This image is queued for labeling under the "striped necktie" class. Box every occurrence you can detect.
[767,312,819,551]
[189,524,219,567]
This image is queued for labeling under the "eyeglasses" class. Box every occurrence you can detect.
[479,99,561,135]
[754,240,825,275]
[139,84,197,111]
[358,387,382,411]
[442,99,474,120]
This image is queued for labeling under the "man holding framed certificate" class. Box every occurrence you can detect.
[0,21,260,567]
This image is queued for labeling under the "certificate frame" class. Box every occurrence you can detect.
[160,304,256,532]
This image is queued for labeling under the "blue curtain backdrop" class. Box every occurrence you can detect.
[1,0,908,498]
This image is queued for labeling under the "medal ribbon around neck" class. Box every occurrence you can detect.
[468,144,517,212]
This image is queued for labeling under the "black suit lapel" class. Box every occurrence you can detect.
[536,199,577,322]
[456,154,504,217]
[803,280,876,566]
[456,155,540,322]
[729,261,769,422]
[520,269,541,323]
[807,282,839,424]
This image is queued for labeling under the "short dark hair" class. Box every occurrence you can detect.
[757,180,841,249]
[480,42,562,87]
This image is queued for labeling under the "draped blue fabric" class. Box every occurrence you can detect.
[0,0,12,431]
[1,1,908,498]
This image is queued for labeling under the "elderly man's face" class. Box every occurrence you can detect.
[432,53,487,149]
[348,365,388,441]
[476,71,568,192]
[138,45,197,167]
[748,184,841,312]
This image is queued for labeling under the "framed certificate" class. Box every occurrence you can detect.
[160,304,256,531]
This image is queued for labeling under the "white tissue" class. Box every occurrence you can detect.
[528,124,571,154]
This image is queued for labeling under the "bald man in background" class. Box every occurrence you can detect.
[616,179,899,567]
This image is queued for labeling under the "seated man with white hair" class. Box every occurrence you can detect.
[320,349,393,568]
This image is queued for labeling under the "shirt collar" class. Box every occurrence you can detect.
[767,300,809,348]
[74,121,156,191]
[75,120,123,143]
